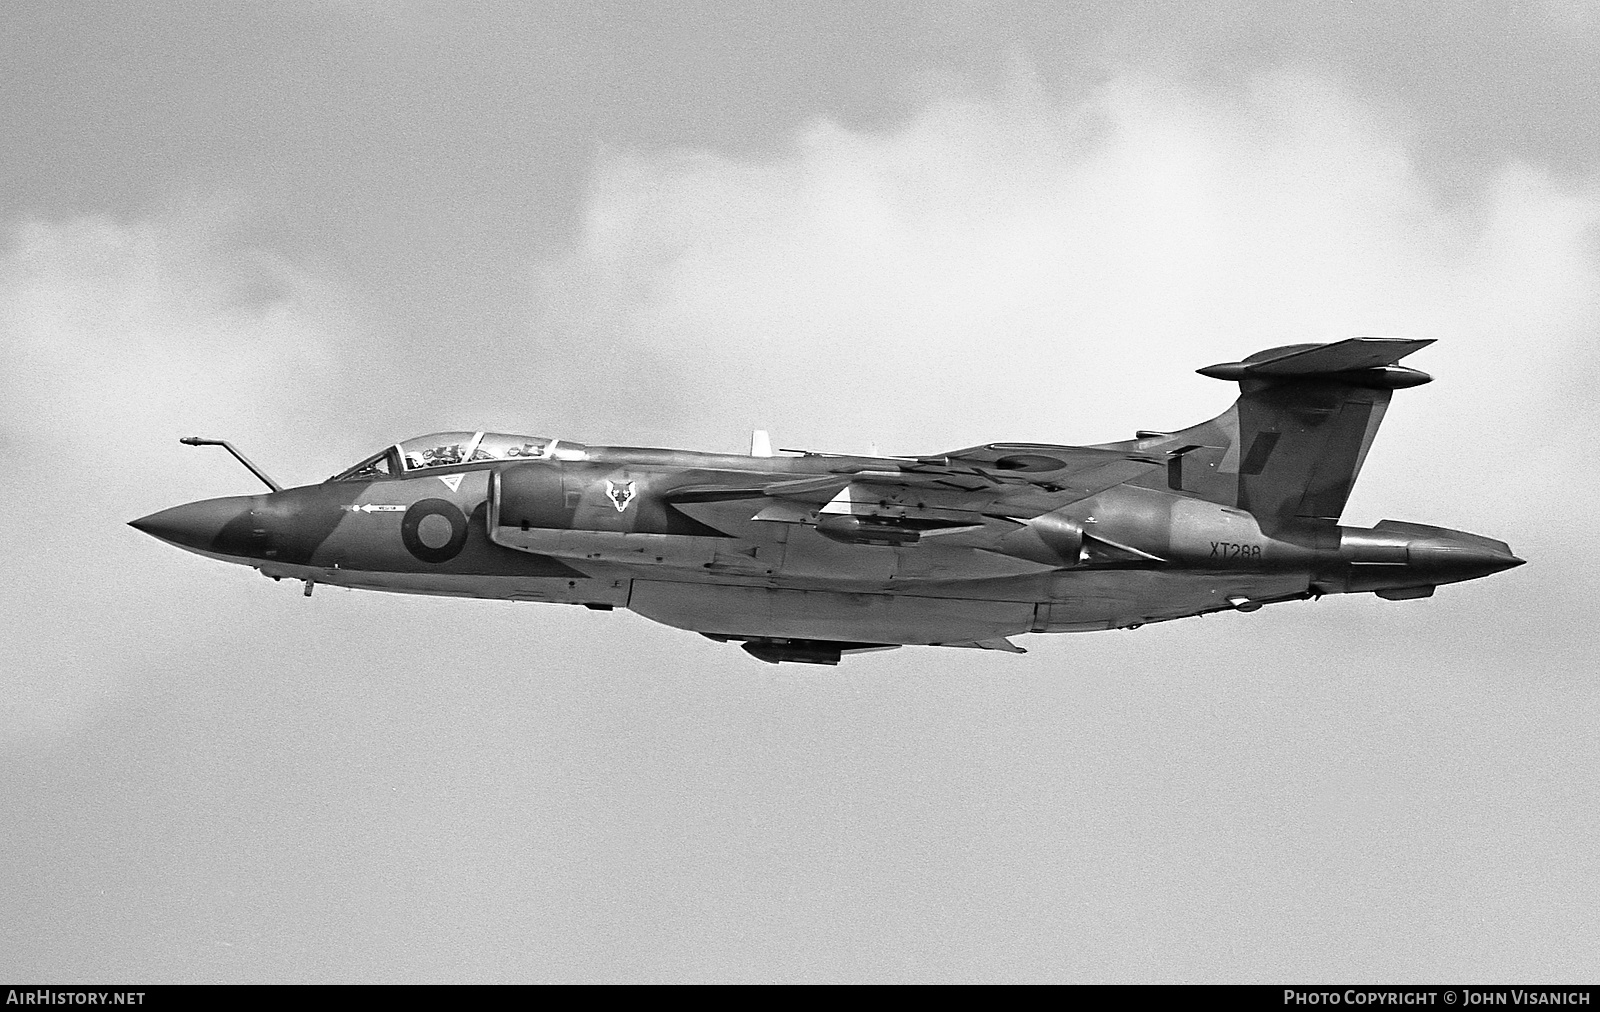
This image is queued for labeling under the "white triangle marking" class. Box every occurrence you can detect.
[437,474,464,492]
[819,485,855,515]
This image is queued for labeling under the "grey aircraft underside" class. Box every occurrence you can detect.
[130,337,1522,664]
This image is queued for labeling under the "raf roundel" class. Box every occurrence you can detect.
[401,498,469,563]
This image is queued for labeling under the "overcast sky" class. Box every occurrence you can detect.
[3,2,1597,983]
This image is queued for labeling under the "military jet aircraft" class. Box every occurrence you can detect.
[130,337,1522,664]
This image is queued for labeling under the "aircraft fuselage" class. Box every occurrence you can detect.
[130,441,1520,661]
[130,340,1525,663]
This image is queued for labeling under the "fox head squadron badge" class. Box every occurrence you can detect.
[605,478,636,513]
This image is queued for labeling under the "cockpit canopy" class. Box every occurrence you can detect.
[332,431,586,481]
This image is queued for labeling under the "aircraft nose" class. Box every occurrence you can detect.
[129,496,254,553]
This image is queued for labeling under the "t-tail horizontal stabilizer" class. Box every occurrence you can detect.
[1198,336,1434,389]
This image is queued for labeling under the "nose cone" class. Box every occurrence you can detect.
[129,496,256,554]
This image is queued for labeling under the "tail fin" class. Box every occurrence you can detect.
[1150,338,1433,530]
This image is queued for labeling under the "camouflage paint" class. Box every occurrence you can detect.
[132,339,1524,662]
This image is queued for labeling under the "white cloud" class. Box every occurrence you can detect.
[533,71,1600,473]
[0,199,354,459]
[0,199,364,745]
